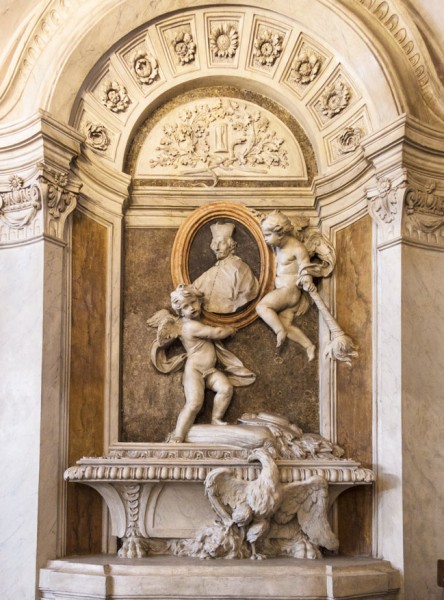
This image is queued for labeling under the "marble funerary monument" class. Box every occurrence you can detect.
[0,1,444,599]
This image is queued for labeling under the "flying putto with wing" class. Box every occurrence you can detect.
[256,210,357,364]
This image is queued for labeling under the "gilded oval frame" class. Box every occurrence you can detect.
[171,201,274,328]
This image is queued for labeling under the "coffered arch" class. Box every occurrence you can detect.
[63,2,406,180]
[3,0,443,135]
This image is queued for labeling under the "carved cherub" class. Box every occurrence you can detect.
[148,284,255,442]
[256,210,357,364]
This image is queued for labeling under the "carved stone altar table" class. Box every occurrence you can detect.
[64,442,375,556]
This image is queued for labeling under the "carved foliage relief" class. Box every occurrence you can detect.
[74,11,373,164]
[136,97,308,182]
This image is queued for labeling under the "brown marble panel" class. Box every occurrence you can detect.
[335,215,373,556]
[121,228,319,442]
[66,209,107,555]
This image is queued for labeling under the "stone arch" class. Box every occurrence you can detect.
[1,2,444,599]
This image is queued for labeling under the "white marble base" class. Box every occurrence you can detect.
[39,555,400,599]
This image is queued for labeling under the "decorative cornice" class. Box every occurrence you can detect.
[356,0,428,86]
[72,151,131,217]
[65,455,375,485]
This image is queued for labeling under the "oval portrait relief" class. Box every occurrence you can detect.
[171,202,274,328]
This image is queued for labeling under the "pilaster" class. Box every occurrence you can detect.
[363,116,444,599]
[0,113,82,599]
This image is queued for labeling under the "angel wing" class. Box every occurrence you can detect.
[147,309,181,347]
[274,475,338,551]
[301,231,336,278]
[205,467,252,527]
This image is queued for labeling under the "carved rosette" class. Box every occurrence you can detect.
[131,50,159,85]
[320,81,351,118]
[85,123,110,151]
[404,183,444,246]
[253,30,283,66]
[209,24,239,58]
[100,80,130,112]
[173,30,196,65]
[338,127,363,154]
[0,163,81,243]
[291,51,321,84]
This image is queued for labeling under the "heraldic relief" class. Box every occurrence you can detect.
[65,201,372,562]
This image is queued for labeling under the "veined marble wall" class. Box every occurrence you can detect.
[67,210,108,554]
[335,215,373,556]
[402,244,444,598]
[0,242,45,598]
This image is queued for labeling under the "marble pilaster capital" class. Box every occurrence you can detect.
[0,111,83,245]
[0,161,82,244]
[363,115,444,249]
[365,168,408,245]
[366,171,444,249]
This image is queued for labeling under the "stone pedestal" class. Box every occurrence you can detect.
[39,555,400,599]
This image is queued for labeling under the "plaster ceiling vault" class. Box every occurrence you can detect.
[0,1,443,179]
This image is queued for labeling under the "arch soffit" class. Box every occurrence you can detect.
[2,1,443,133]
[61,2,408,178]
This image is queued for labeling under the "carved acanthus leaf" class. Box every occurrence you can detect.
[40,166,75,220]
[367,177,398,225]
